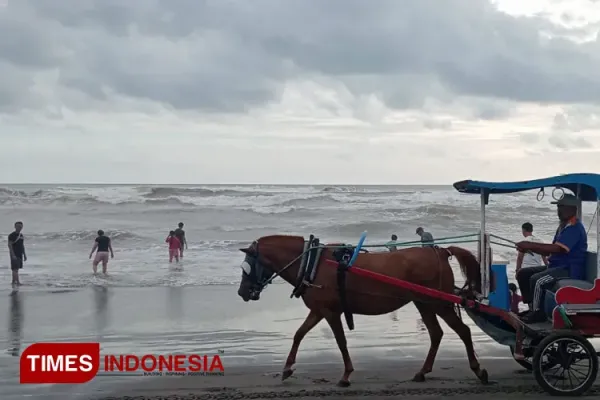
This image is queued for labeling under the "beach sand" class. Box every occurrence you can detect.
[2,283,599,399]
[31,357,600,399]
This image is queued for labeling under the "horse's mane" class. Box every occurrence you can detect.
[259,234,303,243]
[257,234,305,250]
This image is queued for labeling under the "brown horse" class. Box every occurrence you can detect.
[237,234,489,387]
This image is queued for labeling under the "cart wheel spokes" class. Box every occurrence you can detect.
[510,345,555,372]
[533,334,598,396]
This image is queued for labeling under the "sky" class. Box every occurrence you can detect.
[0,0,600,184]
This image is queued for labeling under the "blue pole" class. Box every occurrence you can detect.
[348,231,367,267]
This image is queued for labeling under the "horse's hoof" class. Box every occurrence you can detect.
[337,379,351,387]
[478,368,489,384]
[282,369,294,381]
[412,372,426,382]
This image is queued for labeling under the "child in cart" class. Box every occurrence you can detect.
[509,283,522,313]
[509,283,527,360]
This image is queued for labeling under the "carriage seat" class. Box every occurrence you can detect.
[544,251,598,317]
[552,278,594,291]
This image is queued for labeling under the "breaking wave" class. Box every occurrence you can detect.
[29,229,142,242]
[0,185,443,211]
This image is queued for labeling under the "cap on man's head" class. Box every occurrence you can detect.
[391,234,398,240]
[551,193,579,207]
[416,227,423,234]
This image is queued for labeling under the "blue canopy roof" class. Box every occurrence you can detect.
[453,173,600,202]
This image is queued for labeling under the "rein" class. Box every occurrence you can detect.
[259,245,324,289]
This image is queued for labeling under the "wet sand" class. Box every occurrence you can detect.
[77,357,600,399]
[2,283,599,399]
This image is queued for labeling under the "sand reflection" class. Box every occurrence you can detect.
[8,290,23,356]
[93,286,110,335]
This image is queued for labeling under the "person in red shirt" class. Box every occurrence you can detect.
[509,283,522,313]
[165,231,181,263]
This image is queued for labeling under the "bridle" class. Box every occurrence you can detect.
[240,240,319,298]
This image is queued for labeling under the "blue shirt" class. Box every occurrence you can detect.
[547,219,588,280]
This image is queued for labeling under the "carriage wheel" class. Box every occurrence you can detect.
[532,333,598,396]
[510,344,557,371]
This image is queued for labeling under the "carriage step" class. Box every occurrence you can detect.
[561,304,600,314]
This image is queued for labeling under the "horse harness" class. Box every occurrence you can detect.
[241,235,366,328]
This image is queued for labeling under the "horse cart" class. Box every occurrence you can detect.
[452,174,600,396]
[238,173,600,397]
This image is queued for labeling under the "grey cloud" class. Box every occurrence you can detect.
[472,101,515,120]
[572,136,593,148]
[519,132,541,144]
[548,133,592,150]
[423,119,453,130]
[548,135,569,150]
[556,106,600,131]
[552,112,572,132]
[1,0,600,115]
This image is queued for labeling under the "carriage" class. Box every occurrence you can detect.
[344,173,600,396]
[239,173,600,396]
[452,173,600,396]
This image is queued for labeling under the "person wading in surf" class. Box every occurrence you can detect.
[386,235,399,320]
[166,230,181,263]
[8,221,26,286]
[416,227,435,247]
[386,234,398,252]
[174,222,188,258]
[89,230,114,274]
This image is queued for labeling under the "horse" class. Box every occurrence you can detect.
[237,234,490,387]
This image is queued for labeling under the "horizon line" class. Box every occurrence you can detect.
[0,182,454,186]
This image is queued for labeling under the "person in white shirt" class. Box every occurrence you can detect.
[516,222,548,275]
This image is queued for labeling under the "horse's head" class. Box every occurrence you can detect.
[237,235,305,302]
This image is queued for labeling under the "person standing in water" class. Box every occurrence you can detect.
[174,222,187,258]
[166,231,181,263]
[386,234,398,252]
[8,221,26,286]
[89,230,114,274]
[416,227,435,247]
[387,234,399,321]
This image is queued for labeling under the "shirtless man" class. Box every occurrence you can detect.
[8,221,26,286]
[174,222,188,258]
[89,230,114,274]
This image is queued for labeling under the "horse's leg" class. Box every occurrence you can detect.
[436,305,488,384]
[412,302,443,382]
[323,311,354,387]
[282,309,323,381]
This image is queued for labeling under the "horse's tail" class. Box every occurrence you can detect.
[446,246,490,294]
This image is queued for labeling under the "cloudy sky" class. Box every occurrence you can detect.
[1,0,599,184]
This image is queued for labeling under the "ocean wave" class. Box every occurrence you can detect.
[0,184,557,224]
[143,186,271,199]
[0,185,445,207]
[324,221,403,236]
[29,229,142,242]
